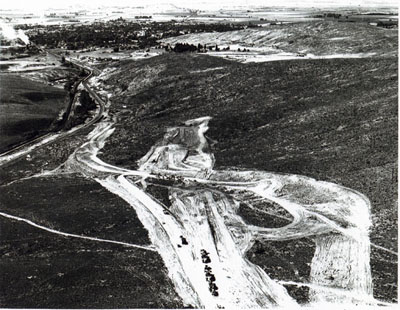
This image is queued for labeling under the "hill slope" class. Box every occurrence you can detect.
[96,53,397,302]
[161,21,398,57]
[0,74,69,153]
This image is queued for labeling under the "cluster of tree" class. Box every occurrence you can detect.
[62,67,87,92]
[313,13,342,19]
[171,43,198,53]
[0,46,45,61]
[377,20,398,28]
[169,43,231,53]
[64,90,97,129]
[30,22,141,49]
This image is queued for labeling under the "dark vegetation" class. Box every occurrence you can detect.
[0,74,68,153]
[0,176,151,246]
[377,20,398,28]
[145,185,172,209]
[238,202,292,229]
[248,238,315,303]
[312,11,398,27]
[63,89,97,130]
[0,176,184,308]
[167,43,231,53]
[0,123,94,186]
[0,44,41,61]
[97,53,397,302]
[0,64,93,154]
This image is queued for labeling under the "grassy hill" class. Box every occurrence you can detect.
[97,52,397,302]
[0,74,69,153]
[161,21,398,57]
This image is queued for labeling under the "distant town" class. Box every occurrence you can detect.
[15,19,256,51]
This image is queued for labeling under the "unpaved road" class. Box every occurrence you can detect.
[64,112,382,308]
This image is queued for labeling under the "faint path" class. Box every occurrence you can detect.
[371,243,398,256]
[0,211,157,252]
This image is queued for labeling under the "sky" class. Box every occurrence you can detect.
[1,0,398,11]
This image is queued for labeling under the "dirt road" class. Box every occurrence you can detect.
[64,113,379,307]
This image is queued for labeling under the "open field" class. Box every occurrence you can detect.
[0,74,69,153]
[1,4,397,27]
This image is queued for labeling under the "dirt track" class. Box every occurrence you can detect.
[64,113,380,307]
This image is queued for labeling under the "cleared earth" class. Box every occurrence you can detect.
[96,53,398,302]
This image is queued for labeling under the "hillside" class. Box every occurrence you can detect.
[96,53,397,302]
[0,175,183,308]
[161,21,398,58]
[0,74,69,153]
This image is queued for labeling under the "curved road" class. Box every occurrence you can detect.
[65,115,382,308]
[0,56,105,166]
